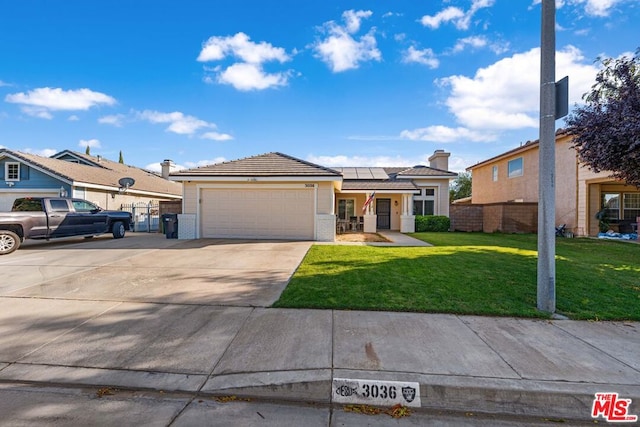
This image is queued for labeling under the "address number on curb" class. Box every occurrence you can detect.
[332,378,421,408]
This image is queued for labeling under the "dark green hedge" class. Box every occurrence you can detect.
[415,215,450,232]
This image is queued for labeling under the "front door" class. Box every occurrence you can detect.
[376,199,391,230]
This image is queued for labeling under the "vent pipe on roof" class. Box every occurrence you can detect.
[161,159,174,179]
[428,150,450,171]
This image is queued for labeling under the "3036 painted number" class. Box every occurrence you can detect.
[361,383,397,399]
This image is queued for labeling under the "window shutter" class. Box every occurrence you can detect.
[20,165,29,180]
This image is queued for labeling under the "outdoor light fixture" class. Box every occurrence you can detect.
[59,186,67,197]
[5,181,14,187]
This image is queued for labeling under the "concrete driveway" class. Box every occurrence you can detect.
[2,233,311,306]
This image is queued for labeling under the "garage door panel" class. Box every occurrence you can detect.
[201,188,314,240]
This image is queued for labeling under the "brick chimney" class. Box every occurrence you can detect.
[161,159,174,179]
[428,150,450,171]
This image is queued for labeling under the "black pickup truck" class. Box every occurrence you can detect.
[0,197,133,255]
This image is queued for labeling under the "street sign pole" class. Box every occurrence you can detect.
[538,0,556,314]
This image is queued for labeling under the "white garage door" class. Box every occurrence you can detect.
[201,188,315,240]
[0,192,58,212]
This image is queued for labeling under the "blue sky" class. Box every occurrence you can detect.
[1,0,638,173]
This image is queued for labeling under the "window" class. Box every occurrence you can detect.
[413,200,434,216]
[492,166,498,182]
[508,158,523,178]
[337,199,355,220]
[49,199,70,212]
[424,188,435,196]
[602,193,620,221]
[623,193,640,221]
[72,200,100,212]
[5,162,20,181]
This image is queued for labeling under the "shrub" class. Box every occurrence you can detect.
[415,215,450,232]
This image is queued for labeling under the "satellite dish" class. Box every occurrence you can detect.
[118,177,135,188]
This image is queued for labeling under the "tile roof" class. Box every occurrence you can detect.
[170,152,342,177]
[1,149,181,197]
[341,180,419,191]
[395,166,457,177]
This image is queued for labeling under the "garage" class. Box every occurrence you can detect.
[0,191,58,212]
[200,187,315,240]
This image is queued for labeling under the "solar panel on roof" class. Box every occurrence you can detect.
[370,168,389,179]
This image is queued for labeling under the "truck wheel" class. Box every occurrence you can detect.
[0,230,20,255]
[112,221,126,239]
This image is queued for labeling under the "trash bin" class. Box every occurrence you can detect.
[162,213,178,239]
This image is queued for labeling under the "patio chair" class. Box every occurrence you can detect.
[555,224,566,237]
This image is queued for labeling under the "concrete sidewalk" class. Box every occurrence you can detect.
[0,306,638,423]
[0,233,638,424]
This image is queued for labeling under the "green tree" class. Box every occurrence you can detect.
[85,145,90,155]
[119,150,124,164]
[449,172,472,201]
[565,49,640,187]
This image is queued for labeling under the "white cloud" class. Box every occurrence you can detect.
[68,115,79,121]
[439,45,599,131]
[307,154,420,168]
[216,62,290,91]
[138,110,210,135]
[136,109,233,140]
[5,87,116,118]
[201,131,233,141]
[98,114,126,127]
[421,0,495,30]
[451,35,509,54]
[342,10,373,34]
[400,126,496,143]
[313,10,381,73]
[198,32,289,64]
[530,0,621,17]
[400,45,599,143]
[197,32,292,91]
[146,157,228,173]
[420,6,465,29]
[23,147,58,157]
[0,80,10,87]
[402,46,440,69]
[79,138,101,149]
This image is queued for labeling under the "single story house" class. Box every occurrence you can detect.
[467,130,640,236]
[169,150,456,241]
[0,149,182,212]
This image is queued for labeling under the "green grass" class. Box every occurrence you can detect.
[273,233,640,320]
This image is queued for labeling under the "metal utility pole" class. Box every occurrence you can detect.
[538,0,556,314]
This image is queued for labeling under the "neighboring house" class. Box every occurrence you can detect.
[169,150,456,241]
[467,130,640,236]
[0,149,182,212]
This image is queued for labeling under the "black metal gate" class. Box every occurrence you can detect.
[376,199,391,229]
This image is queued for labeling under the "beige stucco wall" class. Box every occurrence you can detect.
[181,179,337,217]
[82,188,178,211]
[470,135,578,231]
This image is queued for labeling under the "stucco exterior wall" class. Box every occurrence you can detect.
[470,135,578,231]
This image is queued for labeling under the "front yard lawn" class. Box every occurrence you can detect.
[273,233,640,320]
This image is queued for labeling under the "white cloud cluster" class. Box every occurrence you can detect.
[197,32,292,91]
[22,147,58,157]
[79,138,101,149]
[98,114,126,127]
[136,110,233,141]
[145,157,227,173]
[420,0,495,30]
[531,0,622,17]
[400,45,600,143]
[313,9,381,73]
[4,87,116,119]
[451,35,508,55]
[402,46,440,69]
